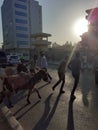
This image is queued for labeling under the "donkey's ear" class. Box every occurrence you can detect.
[35,67,41,71]
[42,68,47,72]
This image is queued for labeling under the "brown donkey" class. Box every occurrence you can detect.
[0,69,49,106]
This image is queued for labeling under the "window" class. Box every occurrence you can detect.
[17,41,28,45]
[16,33,28,38]
[16,26,28,31]
[17,0,27,2]
[15,19,27,24]
[15,3,27,10]
[15,11,27,17]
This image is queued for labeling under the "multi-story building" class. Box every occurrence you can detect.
[80,7,98,56]
[78,7,98,69]
[1,0,51,60]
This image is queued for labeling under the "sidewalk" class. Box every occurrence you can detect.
[0,103,24,130]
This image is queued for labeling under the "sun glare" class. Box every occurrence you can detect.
[74,18,88,36]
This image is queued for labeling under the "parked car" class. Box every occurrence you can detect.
[0,50,7,67]
[8,55,21,65]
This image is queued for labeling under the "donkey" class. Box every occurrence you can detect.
[0,69,49,106]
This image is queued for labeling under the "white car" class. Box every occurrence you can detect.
[8,55,21,65]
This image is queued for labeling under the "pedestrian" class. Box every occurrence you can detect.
[34,54,38,66]
[28,58,36,74]
[94,52,98,87]
[20,55,25,63]
[52,56,68,94]
[40,53,52,81]
[68,52,81,100]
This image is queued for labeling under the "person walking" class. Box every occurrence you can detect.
[94,52,98,87]
[40,53,52,81]
[28,58,36,74]
[52,56,68,94]
[68,52,81,100]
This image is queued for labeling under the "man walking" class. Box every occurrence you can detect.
[68,52,81,100]
[52,56,68,94]
[94,52,98,87]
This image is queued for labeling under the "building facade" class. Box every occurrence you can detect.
[1,0,51,60]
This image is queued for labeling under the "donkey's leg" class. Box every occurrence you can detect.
[27,89,32,104]
[34,88,41,99]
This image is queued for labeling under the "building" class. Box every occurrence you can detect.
[79,7,98,65]
[1,0,51,60]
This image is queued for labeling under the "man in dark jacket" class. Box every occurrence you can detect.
[68,52,81,100]
[52,56,68,94]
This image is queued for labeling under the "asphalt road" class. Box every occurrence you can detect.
[0,110,11,130]
[1,69,98,130]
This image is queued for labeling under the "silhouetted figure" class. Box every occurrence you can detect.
[94,53,98,87]
[52,56,68,94]
[28,57,36,74]
[34,54,38,66]
[68,52,81,100]
[40,53,52,82]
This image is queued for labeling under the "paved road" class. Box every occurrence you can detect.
[1,69,98,130]
[0,108,11,130]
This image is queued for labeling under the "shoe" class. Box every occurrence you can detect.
[50,77,52,80]
[60,90,65,94]
[70,95,76,100]
[48,80,51,83]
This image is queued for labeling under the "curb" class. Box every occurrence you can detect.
[0,103,23,130]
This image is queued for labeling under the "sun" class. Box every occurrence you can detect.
[74,18,88,36]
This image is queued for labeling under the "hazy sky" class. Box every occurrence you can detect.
[0,0,98,45]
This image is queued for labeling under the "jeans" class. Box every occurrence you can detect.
[71,72,80,96]
[53,72,65,92]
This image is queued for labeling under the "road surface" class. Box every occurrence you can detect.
[1,69,98,130]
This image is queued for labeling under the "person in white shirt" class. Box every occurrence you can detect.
[41,54,48,68]
[40,53,52,81]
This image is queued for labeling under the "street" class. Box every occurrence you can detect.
[0,69,98,130]
[0,110,11,130]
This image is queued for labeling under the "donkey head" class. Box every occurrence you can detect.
[39,69,49,82]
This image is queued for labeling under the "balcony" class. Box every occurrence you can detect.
[31,39,51,46]
[30,32,52,47]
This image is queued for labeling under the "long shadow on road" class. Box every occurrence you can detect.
[33,93,61,130]
[13,103,29,116]
[67,99,74,130]
[15,100,40,120]
[3,82,49,108]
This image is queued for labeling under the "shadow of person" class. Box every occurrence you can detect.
[33,93,61,130]
[67,99,74,130]
[80,71,93,107]
[16,100,40,120]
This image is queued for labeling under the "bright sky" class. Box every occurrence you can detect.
[0,0,98,45]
